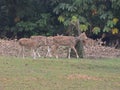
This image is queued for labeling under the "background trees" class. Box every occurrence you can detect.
[0,0,119,40]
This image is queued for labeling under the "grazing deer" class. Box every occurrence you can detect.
[18,38,40,59]
[30,36,47,57]
[52,32,88,59]
[80,33,105,47]
[30,36,53,57]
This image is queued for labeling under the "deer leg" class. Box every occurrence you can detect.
[46,46,52,57]
[30,48,36,59]
[54,48,58,59]
[22,46,25,59]
[55,53,58,59]
[45,46,49,57]
[48,46,52,57]
[32,49,36,59]
[53,45,59,59]
[72,46,79,58]
[36,49,41,57]
[68,48,71,59]
[18,46,22,58]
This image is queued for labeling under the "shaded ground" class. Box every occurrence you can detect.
[0,39,120,58]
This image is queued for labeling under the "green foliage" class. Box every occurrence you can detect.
[112,28,119,34]
[53,3,76,14]
[58,16,65,23]
[79,24,88,32]
[100,13,108,20]
[111,0,120,9]
[107,20,115,28]
[36,14,50,28]
[17,21,37,31]
[71,16,78,24]
[63,19,71,26]
[78,16,87,23]
[103,26,111,32]
[0,0,120,38]
[92,27,101,35]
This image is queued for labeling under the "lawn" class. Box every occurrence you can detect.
[0,56,120,90]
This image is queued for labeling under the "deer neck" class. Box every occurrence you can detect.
[75,36,81,43]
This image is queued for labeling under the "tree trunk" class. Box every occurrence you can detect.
[67,20,85,58]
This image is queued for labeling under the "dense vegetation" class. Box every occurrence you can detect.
[0,0,120,39]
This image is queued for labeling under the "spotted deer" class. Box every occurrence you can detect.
[18,38,40,59]
[52,32,88,59]
[30,36,54,57]
[83,36,105,48]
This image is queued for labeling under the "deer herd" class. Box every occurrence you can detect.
[18,32,104,59]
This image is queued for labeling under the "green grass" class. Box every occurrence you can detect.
[0,56,120,90]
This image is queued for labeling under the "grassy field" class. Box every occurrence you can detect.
[0,56,120,90]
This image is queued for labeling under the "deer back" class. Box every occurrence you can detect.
[53,36,76,47]
[30,36,47,46]
[19,38,38,48]
[46,36,54,46]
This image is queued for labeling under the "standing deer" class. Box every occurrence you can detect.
[19,36,53,59]
[52,32,88,59]
[18,38,40,59]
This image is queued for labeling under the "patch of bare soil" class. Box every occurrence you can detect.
[0,39,120,59]
[0,77,16,84]
[67,74,102,81]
